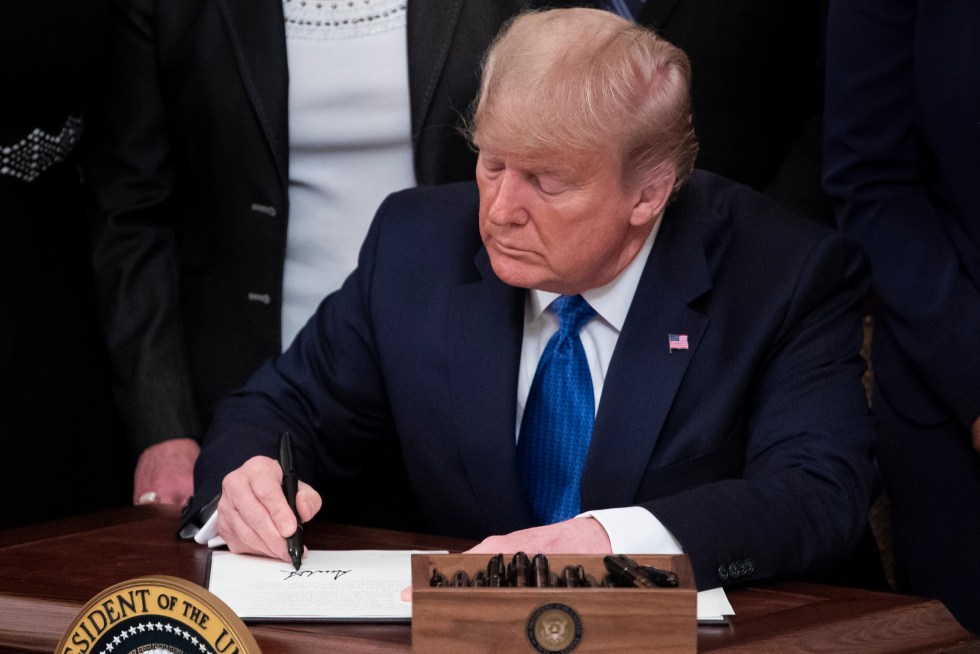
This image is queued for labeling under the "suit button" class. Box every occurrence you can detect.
[717,564,729,581]
[745,559,755,575]
[729,563,740,578]
[250,202,277,217]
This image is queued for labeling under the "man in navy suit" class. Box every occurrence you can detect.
[186,8,875,590]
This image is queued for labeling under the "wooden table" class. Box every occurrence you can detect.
[0,506,975,653]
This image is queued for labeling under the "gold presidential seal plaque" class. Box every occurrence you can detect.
[57,576,260,654]
[526,603,583,654]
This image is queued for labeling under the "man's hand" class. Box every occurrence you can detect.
[216,456,322,563]
[466,517,612,555]
[133,438,200,506]
[401,517,612,602]
[972,417,980,454]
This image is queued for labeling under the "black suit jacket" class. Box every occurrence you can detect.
[190,172,876,589]
[84,0,533,453]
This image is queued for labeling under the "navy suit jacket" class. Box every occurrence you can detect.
[191,171,875,589]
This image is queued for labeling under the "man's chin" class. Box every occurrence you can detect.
[489,261,574,294]
[487,256,545,290]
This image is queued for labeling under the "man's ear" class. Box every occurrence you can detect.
[628,170,675,228]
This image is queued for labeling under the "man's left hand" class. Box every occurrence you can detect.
[466,517,612,555]
[400,517,612,602]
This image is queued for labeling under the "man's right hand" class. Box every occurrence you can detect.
[216,456,322,563]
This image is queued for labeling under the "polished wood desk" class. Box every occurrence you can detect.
[0,506,975,653]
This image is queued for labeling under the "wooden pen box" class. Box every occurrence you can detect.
[411,553,696,653]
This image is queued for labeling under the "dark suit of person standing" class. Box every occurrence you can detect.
[1,0,129,528]
[84,0,537,507]
[824,0,980,634]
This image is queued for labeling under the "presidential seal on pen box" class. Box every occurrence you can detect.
[411,553,696,653]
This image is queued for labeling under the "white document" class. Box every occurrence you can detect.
[208,550,436,621]
[697,587,735,623]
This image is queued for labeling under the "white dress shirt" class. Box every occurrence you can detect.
[517,220,683,555]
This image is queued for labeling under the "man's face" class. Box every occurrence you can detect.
[476,144,653,295]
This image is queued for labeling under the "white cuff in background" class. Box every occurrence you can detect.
[193,509,226,549]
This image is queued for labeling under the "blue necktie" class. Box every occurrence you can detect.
[518,295,597,525]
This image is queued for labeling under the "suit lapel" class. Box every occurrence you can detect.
[581,196,716,510]
[448,248,533,534]
[406,0,464,144]
[216,0,289,189]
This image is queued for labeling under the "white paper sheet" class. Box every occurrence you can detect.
[208,550,435,621]
[696,587,735,623]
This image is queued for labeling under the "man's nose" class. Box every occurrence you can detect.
[487,170,530,225]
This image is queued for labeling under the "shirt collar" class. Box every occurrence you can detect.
[527,217,661,331]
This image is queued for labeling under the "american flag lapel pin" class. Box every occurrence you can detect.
[668,333,689,353]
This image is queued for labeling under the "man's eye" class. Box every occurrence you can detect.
[536,177,566,195]
[482,159,505,173]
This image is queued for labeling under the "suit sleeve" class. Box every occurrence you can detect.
[824,0,980,429]
[645,233,875,588]
[187,195,396,526]
[85,0,202,453]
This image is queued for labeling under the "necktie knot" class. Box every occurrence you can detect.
[551,294,596,338]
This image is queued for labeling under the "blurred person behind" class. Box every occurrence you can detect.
[824,0,980,634]
[0,0,129,529]
[84,0,540,510]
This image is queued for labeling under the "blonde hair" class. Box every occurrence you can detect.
[467,8,698,192]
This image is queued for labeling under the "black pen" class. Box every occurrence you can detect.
[603,554,657,588]
[531,553,551,587]
[279,432,304,571]
[487,553,505,587]
[429,570,447,587]
[618,554,679,588]
[450,570,471,587]
[509,552,530,587]
[561,565,581,588]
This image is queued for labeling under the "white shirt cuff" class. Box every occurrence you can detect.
[579,506,683,554]
[580,507,733,621]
